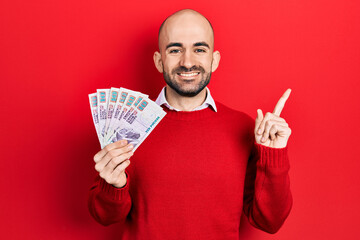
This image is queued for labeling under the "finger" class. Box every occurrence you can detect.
[261,119,288,142]
[102,144,133,166]
[255,109,264,135]
[112,160,131,176]
[99,151,133,180]
[269,125,278,140]
[270,115,286,123]
[260,113,286,123]
[106,151,133,172]
[261,120,273,143]
[267,119,289,127]
[95,144,133,172]
[257,112,272,135]
[268,123,292,141]
[273,88,291,116]
[108,160,131,186]
[264,120,291,141]
[272,124,292,138]
[94,140,128,163]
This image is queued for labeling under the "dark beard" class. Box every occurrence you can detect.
[163,65,211,97]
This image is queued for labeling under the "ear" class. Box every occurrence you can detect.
[153,51,163,73]
[211,50,221,72]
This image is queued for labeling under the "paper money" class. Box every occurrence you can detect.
[88,93,101,144]
[97,89,110,145]
[106,97,166,151]
[105,87,128,139]
[103,87,119,142]
[104,88,148,145]
[89,87,166,150]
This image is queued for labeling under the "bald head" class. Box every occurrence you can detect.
[158,9,214,51]
[153,9,221,100]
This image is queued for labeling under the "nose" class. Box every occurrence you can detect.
[179,50,195,69]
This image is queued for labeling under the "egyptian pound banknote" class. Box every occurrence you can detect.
[88,87,166,150]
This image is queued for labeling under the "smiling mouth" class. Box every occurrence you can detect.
[177,72,200,77]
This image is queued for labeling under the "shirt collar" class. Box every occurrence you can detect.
[155,87,217,112]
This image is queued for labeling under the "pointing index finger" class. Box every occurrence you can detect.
[273,88,291,116]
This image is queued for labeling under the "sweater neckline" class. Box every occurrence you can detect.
[162,105,217,121]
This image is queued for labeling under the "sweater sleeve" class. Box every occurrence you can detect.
[243,143,293,234]
[88,172,132,226]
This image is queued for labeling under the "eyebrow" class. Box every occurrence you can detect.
[166,42,182,49]
[165,42,211,49]
[193,42,210,48]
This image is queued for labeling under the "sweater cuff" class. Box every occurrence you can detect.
[255,143,289,168]
[99,171,130,201]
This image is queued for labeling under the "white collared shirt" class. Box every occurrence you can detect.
[155,87,217,112]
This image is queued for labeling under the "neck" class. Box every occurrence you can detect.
[165,86,207,111]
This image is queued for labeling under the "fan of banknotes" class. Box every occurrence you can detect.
[88,87,166,150]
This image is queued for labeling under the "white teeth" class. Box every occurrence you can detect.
[180,73,199,77]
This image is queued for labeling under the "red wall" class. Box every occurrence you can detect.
[1,0,359,239]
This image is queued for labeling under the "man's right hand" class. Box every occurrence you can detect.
[93,140,134,188]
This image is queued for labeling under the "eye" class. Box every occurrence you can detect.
[195,48,206,53]
[169,49,181,54]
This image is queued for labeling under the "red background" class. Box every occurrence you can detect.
[1,0,359,239]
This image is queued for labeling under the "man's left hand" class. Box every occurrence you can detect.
[255,89,292,148]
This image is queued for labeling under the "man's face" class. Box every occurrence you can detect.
[154,12,219,97]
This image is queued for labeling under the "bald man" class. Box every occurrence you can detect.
[88,9,292,239]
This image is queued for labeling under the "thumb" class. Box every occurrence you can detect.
[255,109,263,134]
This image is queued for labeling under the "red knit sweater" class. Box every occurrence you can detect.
[88,102,292,239]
